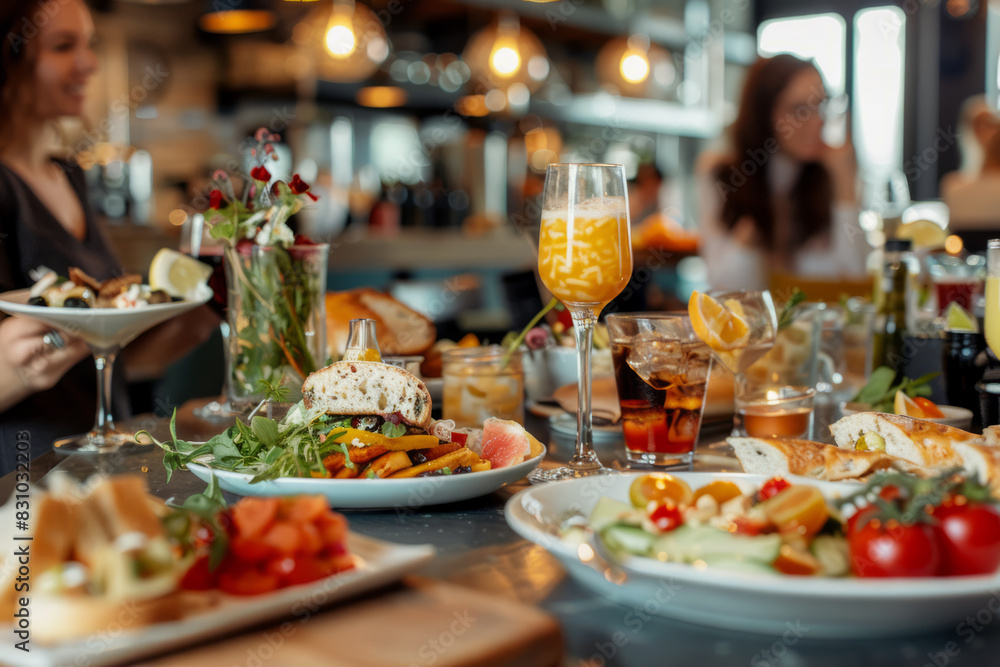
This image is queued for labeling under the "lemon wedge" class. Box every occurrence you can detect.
[688,291,750,351]
[896,219,947,249]
[945,301,978,333]
[148,248,213,300]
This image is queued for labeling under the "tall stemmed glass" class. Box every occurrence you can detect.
[691,290,778,434]
[533,164,633,480]
[985,240,1000,359]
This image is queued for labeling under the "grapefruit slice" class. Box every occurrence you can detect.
[480,418,530,469]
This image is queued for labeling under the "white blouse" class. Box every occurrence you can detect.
[696,152,870,291]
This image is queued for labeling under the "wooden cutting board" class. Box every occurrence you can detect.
[136,577,563,667]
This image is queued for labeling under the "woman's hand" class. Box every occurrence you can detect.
[0,317,90,411]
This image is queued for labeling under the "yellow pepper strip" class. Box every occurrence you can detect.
[388,447,479,478]
[328,428,439,451]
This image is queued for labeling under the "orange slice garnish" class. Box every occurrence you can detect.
[688,291,750,351]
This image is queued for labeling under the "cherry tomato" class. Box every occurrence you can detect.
[649,503,684,532]
[913,397,945,419]
[758,477,791,502]
[932,501,1000,576]
[878,485,902,503]
[848,518,942,578]
[268,556,332,587]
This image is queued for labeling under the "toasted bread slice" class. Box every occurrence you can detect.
[326,288,437,357]
[303,361,432,430]
[729,436,929,481]
[828,412,981,469]
[954,441,1000,494]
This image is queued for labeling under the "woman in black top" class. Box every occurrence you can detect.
[0,0,217,472]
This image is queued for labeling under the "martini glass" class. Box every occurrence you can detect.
[703,290,778,434]
[531,164,633,481]
[0,286,212,452]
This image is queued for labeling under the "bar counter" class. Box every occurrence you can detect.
[4,404,1000,667]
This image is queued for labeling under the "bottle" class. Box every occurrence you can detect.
[943,330,986,427]
[342,318,382,362]
[872,239,913,376]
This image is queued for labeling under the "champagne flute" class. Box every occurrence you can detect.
[532,164,633,480]
[985,240,1000,357]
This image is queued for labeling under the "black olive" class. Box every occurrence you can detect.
[453,465,472,475]
[408,451,428,465]
[62,297,90,308]
[27,296,47,307]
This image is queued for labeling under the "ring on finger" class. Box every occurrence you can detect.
[42,330,66,353]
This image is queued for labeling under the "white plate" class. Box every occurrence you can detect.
[187,447,545,509]
[0,286,212,350]
[840,402,974,430]
[505,471,1000,638]
[0,533,433,667]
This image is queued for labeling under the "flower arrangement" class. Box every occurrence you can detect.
[203,128,327,408]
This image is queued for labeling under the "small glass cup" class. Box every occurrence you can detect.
[734,386,816,439]
[383,355,425,377]
[606,313,713,470]
[442,345,524,428]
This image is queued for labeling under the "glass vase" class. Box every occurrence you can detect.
[223,243,328,411]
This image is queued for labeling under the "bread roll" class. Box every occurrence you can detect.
[828,412,979,468]
[326,288,436,358]
[303,361,432,430]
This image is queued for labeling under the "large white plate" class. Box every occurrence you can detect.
[187,447,545,509]
[0,533,433,667]
[0,286,212,349]
[505,471,1000,638]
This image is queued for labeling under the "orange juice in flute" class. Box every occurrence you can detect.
[532,164,632,481]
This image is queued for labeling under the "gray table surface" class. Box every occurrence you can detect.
[4,402,1000,667]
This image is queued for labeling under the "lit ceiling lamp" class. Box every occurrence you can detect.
[199,0,277,34]
[295,1,389,83]
[462,13,548,95]
[596,34,675,98]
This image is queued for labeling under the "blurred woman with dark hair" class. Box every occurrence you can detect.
[0,0,216,471]
[697,53,869,290]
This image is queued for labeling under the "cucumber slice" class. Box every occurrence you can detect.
[811,534,851,577]
[589,496,643,532]
[600,525,655,556]
[653,525,782,563]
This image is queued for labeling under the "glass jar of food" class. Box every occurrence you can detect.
[442,345,524,428]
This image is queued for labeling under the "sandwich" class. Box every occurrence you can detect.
[1,475,185,644]
[729,436,930,482]
[302,360,433,432]
[828,412,982,469]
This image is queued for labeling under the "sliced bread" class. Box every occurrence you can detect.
[729,436,917,481]
[828,412,981,468]
[303,361,432,430]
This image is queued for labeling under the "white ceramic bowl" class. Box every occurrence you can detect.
[839,402,974,430]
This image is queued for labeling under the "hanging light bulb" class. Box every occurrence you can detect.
[325,1,357,58]
[597,34,672,98]
[620,35,650,84]
[490,36,521,76]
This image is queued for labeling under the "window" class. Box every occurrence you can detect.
[758,14,847,97]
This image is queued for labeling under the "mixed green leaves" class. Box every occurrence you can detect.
[851,366,938,412]
[137,401,349,485]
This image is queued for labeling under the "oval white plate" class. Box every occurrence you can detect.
[0,286,212,349]
[840,402,974,430]
[505,471,1000,638]
[187,446,544,510]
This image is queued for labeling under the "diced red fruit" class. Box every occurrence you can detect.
[218,563,281,596]
[261,521,302,556]
[283,495,328,523]
[231,497,280,539]
[298,521,324,556]
[229,536,274,563]
[450,431,468,446]
[180,554,216,591]
[316,512,348,545]
[730,516,768,536]
[480,417,529,469]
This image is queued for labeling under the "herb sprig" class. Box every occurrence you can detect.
[137,401,348,485]
[851,366,939,412]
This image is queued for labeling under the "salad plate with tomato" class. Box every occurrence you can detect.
[504,471,1000,637]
